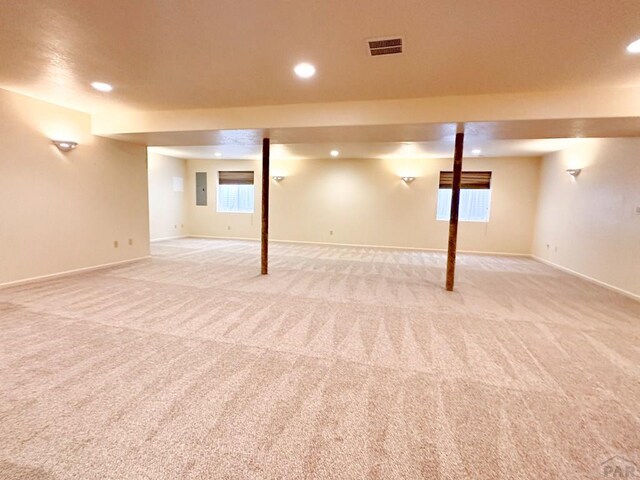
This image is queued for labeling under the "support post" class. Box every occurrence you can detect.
[261,137,270,275]
[446,132,464,291]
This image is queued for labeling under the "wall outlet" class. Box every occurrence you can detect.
[128,238,133,246]
[227,225,231,230]
[329,230,334,236]
[113,240,119,248]
[635,205,640,215]
[174,224,177,229]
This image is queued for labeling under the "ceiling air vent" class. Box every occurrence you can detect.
[367,37,403,56]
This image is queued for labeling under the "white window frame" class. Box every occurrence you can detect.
[216,183,255,214]
[436,188,492,223]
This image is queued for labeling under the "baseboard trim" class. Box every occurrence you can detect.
[0,256,151,289]
[271,238,530,256]
[532,255,639,302]
[187,234,258,242]
[150,235,187,243]
[184,235,529,257]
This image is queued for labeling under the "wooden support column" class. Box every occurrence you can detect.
[261,137,270,275]
[446,132,464,291]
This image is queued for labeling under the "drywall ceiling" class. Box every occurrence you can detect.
[1,0,640,113]
[149,139,581,161]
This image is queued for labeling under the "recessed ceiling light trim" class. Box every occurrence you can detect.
[294,63,316,79]
[330,150,340,157]
[626,38,640,54]
[91,81,113,92]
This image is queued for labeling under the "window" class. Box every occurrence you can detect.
[217,171,255,213]
[436,171,492,222]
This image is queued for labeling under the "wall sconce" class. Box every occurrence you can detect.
[52,140,78,152]
[401,176,415,183]
[566,168,581,177]
[272,176,285,182]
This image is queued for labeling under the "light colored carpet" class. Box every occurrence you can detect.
[0,238,638,479]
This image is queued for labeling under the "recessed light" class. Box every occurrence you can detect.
[471,149,482,156]
[330,150,339,157]
[626,38,640,54]
[214,152,222,157]
[91,81,113,92]
[294,62,316,79]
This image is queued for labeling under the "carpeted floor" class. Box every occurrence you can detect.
[0,238,638,479]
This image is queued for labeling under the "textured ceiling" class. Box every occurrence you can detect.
[1,0,640,113]
[149,139,581,161]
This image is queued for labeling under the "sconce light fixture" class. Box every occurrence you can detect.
[566,168,581,177]
[52,140,78,152]
[402,176,415,183]
[272,175,285,182]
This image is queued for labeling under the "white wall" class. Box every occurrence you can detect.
[148,152,186,241]
[533,138,640,298]
[184,155,541,254]
[0,89,150,285]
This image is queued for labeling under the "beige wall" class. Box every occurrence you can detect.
[533,138,640,298]
[185,159,262,240]
[185,155,540,254]
[0,89,149,285]
[148,152,186,240]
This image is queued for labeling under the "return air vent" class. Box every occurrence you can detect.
[367,37,403,56]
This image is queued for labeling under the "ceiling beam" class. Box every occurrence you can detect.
[93,86,640,139]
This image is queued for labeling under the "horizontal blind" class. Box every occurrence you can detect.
[439,171,491,190]
[218,171,254,185]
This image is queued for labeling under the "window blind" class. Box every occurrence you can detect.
[439,171,492,190]
[218,171,254,185]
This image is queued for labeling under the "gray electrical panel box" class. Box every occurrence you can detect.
[196,172,207,206]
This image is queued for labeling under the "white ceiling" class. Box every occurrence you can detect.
[149,139,581,161]
[2,0,640,113]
